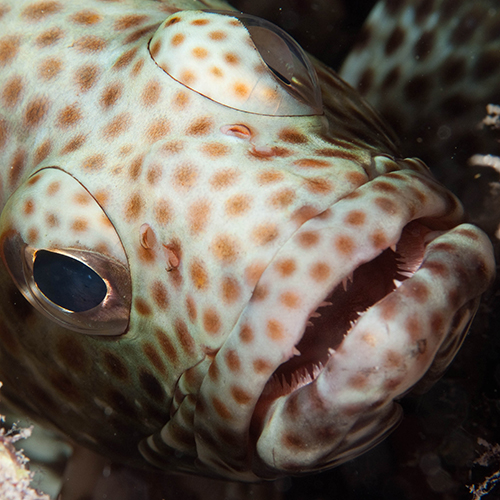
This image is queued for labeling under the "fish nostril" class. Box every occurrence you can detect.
[140,223,158,249]
[220,124,252,139]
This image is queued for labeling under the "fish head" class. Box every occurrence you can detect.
[0,7,495,480]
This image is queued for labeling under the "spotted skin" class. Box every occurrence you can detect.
[0,0,495,487]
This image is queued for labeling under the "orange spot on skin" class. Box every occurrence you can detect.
[46,181,60,195]
[192,46,208,58]
[294,159,331,168]
[114,14,148,30]
[75,35,107,52]
[190,259,209,290]
[233,82,249,98]
[57,104,82,128]
[345,210,366,226]
[209,30,226,41]
[297,231,319,248]
[71,10,102,25]
[201,142,229,158]
[71,218,88,232]
[212,396,231,420]
[2,75,23,108]
[225,350,241,373]
[38,57,62,80]
[75,64,100,92]
[375,196,397,214]
[171,33,185,46]
[203,308,221,335]
[23,199,34,215]
[154,199,173,225]
[135,297,152,316]
[253,358,272,374]
[267,319,285,341]
[221,276,240,304]
[245,261,266,286]
[125,193,144,221]
[304,177,332,194]
[212,234,239,263]
[188,199,210,233]
[310,262,330,282]
[269,188,295,209]
[280,291,300,308]
[225,194,251,217]
[239,324,254,343]
[187,117,213,136]
[191,18,209,26]
[173,164,198,190]
[279,128,308,144]
[24,97,50,128]
[172,90,189,109]
[22,1,61,20]
[210,168,238,190]
[252,223,278,245]
[141,80,161,106]
[335,235,355,256]
[231,386,252,405]
[275,258,296,277]
[251,284,268,302]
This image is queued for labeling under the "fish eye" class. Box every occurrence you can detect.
[0,168,131,336]
[149,10,323,116]
[33,250,107,313]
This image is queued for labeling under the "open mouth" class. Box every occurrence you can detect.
[255,220,432,410]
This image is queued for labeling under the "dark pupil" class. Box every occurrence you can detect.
[33,250,107,312]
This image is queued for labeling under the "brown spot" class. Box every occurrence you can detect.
[231,386,251,405]
[9,149,26,187]
[190,259,209,290]
[279,128,308,144]
[201,142,229,158]
[154,199,173,225]
[75,64,100,92]
[146,118,169,142]
[0,36,20,66]
[36,27,64,47]
[209,30,226,41]
[221,276,240,304]
[187,199,210,233]
[186,117,213,136]
[345,210,366,226]
[57,104,82,128]
[141,80,161,106]
[297,231,319,248]
[49,372,80,401]
[203,308,221,335]
[186,295,197,323]
[71,218,88,232]
[135,297,151,316]
[280,291,299,308]
[71,10,102,25]
[24,97,50,128]
[335,235,355,256]
[357,67,374,94]
[282,433,306,449]
[173,164,198,190]
[373,181,397,193]
[267,319,284,341]
[172,90,189,109]
[114,47,138,69]
[56,337,87,372]
[0,120,8,151]
[406,315,423,342]
[82,153,105,171]
[147,165,162,184]
[192,46,208,58]
[34,140,52,164]
[210,168,238,190]
[385,26,405,56]
[269,188,295,209]
[252,284,268,302]
[239,324,254,343]
[212,396,231,420]
[47,181,60,195]
[103,351,128,380]
[423,260,449,277]
[349,373,368,389]
[404,74,432,102]
[208,360,219,381]
[371,230,388,249]
[27,227,39,244]
[253,358,272,374]
[143,342,166,374]
[309,262,331,282]
[114,14,148,30]
[375,197,397,214]
[211,234,239,263]
[381,66,401,90]
[75,35,107,52]
[139,370,164,401]
[175,319,195,355]
[103,112,130,139]
[304,177,332,194]
[124,25,157,45]
[404,281,429,304]
[245,261,266,286]
[252,223,278,246]
[225,194,251,217]
[129,155,143,180]
[275,258,296,277]
[156,329,177,364]
[38,57,62,81]
[171,33,185,46]
[2,75,23,107]
[414,30,435,61]
[225,350,241,373]
[22,1,61,20]
[61,135,86,155]
[125,193,144,220]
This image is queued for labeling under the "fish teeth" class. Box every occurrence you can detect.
[319,301,332,308]
[342,272,354,291]
[393,279,403,288]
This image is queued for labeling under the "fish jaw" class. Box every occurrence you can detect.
[139,158,495,480]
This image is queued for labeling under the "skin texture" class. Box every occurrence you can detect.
[0,0,495,496]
